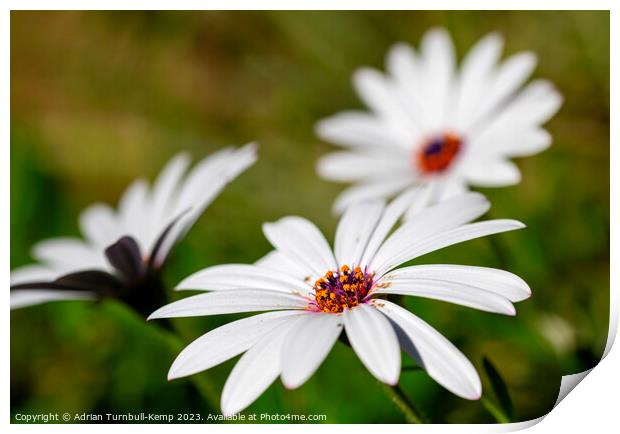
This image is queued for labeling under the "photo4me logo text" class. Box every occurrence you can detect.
[13,412,328,423]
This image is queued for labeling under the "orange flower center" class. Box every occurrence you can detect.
[416,133,462,174]
[312,265,374,313]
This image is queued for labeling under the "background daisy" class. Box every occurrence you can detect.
[11,144,257,315]
[316,27,563,216]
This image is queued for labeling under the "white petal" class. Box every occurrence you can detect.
[360,187,425,265]
[32,238,107,271]
[154,143,257,265]
[419,27,455,130]
[501,128,552,157]
[352,68,420,138]
[386,42,433,130]
[374,300,481,400]
[402,191,490,236]
[334,200,385,267]
[11,290,96,309]
[118,179,150,250]
[332,176,414,215]
[221,319,299,415]
[263,216,336,278]
[472,52,537,127]
[281,313,343,388]
[255,250,313,282]
[470,79,562,142]
[401,182,437,221]
[150,210,195,267]
[463,159,522,187]
[10,265,60,285]
[149,152,191,243]
[506,79,563,125]
[177,143,257,216]
[316,151,410,183]
[410,219,526,260]
[371,192,491,274]
[374,278,516,315]
[343,304,400,385]
[79,203,123,248]
[151,152,191,213]
[452,33,503,129]
[154,147,236,257]
[172,147,233,215]
[384,264,531,302]
[472,127,552,158]
[176,264,312,295]
[374,219,525,277]
[168,311,304,379]
[436,178,468,201]
[148,289,309,319]
[315,111,411,150]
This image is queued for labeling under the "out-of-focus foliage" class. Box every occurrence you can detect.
[10,11,609,423]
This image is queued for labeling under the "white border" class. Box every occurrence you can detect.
[3,2,615,433]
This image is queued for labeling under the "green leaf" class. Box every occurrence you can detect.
[482,356,515,422]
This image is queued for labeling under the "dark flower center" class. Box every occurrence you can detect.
[312,265,374,313]
[10,236,169,323]
[416,133,462,174]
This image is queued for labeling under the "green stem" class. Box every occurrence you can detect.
[481,396,511,424]
[381,383,428,424]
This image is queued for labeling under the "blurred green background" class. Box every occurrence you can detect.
[10,11,609,423]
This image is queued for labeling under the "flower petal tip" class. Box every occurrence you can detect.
[245,141,259,151]
[485,31,503,44]
[146,310,164,321]
[314,119,329,137]
[495,300,517,316]
[425,26,450,40]
[461,380,483,401]
[352,67,378,85]
[506,305,517,317]
[173,279,192,291]
[281,373,305,390]
[167,365,188,381]
[468,391,483,401]
[281,379,298,390]
[510,220,526,230]
[382,375,400,387]
[220,407,239,418]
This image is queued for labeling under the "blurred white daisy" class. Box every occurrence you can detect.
[10,143,257,316]
[150,192,531,415]
[316,28,563,216]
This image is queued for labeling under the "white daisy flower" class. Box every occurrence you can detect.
[149,191,531,415]
[316,28,563,216]
[10,143,257,316]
